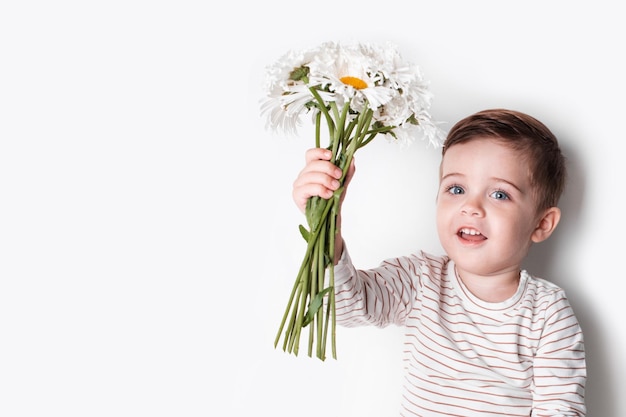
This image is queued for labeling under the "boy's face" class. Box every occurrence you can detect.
[436,138,542,277]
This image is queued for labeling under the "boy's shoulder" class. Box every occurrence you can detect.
[523,271,565,292]
[521,270,573,307]
[404,249,451,274]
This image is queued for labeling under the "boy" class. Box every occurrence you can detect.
[291,109,586,416]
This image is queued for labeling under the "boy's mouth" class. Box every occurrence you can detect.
[458,227,487,242]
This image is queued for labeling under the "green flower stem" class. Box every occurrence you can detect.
[314,111,322,148]
[275,232,314,350]
[326,189,343,359]
[275,195,336,358]
[275,96,390,360]
[309,88,337,142]
[314,216,325,357]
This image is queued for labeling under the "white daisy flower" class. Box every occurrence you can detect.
[261,40,443,148]
[261,41,445,361]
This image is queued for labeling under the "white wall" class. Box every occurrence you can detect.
[1,1,623,416]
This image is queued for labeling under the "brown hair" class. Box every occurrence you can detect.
[442,109,566,212]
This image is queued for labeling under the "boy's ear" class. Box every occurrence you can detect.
[531,207,561,243]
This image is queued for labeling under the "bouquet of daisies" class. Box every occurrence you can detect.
[261,41,444,360]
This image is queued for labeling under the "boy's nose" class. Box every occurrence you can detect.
[461,196,485,217]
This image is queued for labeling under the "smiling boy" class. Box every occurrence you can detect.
[291,109,586,416]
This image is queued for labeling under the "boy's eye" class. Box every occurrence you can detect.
[490,190,509,200]
[447,185,464,195]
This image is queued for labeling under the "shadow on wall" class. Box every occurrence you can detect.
[524,141,614,416]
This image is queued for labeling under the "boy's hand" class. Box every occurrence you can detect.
[292,148,355,214]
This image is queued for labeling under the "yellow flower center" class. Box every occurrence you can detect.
[340,76,368,90]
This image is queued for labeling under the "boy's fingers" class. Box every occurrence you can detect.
[293,149,356,213]
[304,147,332,163]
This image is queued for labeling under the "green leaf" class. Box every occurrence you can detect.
[298,224,309,242]
[305,195,327,232]
[302,287,333,327]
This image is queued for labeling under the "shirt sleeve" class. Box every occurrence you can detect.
[531,291,587,416]
[332,242,418,328]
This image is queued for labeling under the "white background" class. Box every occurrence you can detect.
[1,1,623,416]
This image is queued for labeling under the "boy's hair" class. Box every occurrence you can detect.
[442,108,566,212]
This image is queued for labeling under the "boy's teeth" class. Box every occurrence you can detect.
[461,228,481,235]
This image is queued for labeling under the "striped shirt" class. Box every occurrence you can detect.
[333,248,586,416]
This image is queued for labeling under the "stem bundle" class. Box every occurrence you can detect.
[274,95,389,360]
